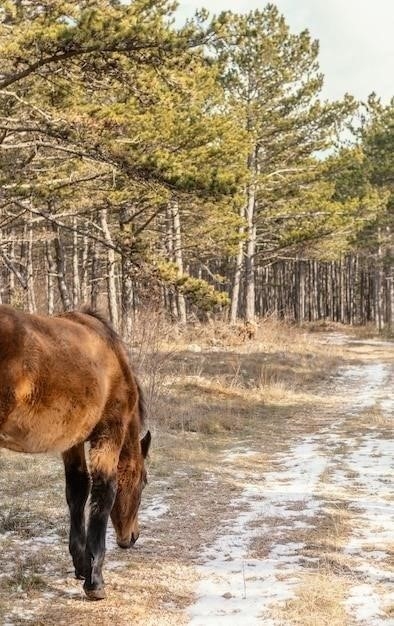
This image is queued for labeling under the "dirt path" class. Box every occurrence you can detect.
[0,334,392,625]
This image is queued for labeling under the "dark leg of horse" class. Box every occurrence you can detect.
[63,444,90,580]
[83,423,122,600]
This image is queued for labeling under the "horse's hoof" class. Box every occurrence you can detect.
[84,587,106,601]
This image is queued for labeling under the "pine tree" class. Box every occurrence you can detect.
[213,6,354,321]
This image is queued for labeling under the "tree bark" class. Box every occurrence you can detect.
[170,201,187,325]
[165,203,179,321]
[230,203,245,324]
[45,240,56,315]
[121,253,134,339]
[51,224,72,311]
[100,208,119,329]
[80,235,89,304]
[244,181,256,323]
[72,217,81,308]
[26,221,36,313]
[90,239,100,310]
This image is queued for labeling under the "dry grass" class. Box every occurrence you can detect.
[357,403,394,429]
[118,311,379,439]
[144,317,344,434]
[0,553,47,594]
[1,318,391,625]
[301,505,352,565]
[279,570,350,626]
[176,317,346,359]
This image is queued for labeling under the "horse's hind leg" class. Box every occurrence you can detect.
[83,420,122,600]
[63,443,90,580]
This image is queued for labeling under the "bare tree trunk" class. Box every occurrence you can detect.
[165,204,178,321]
[121,253,134,339]
[384,225,393,331]
[8,236,15,303]
[45,240,56,315]
[375,228,383,331]
[230,203,245,325]
[100,208,119,329]
[244,181,256,323]
[72,217,80,309]
[171,201,186,325]
[80,235,89,304]
[51,224,72,311]
[90,239,99,309]
[299,261,305,324]
[26,222,36,313]
[386,274,393,334]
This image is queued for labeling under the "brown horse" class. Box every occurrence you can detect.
[0,305,151,600]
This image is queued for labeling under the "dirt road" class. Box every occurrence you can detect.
[0,334,392,625]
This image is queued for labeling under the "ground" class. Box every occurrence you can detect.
[0,324,393,625]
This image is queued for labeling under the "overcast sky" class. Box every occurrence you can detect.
[177,0,394,103]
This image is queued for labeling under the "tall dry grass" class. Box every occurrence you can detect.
[121,314,343,435]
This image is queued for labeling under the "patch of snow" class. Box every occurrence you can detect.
[340,435,394,622]
[349,339,394,348]
[322,358,394,625]
[142,496,170,521]
[189,439,327,625]
[318,332,349,345]
[345,584,390,626]
[3,608,38,625]
[188,344,202,353]
[223,447,257,463]
[190,352,392,625]
[339,363,391,411]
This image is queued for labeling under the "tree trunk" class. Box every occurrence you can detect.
[230,203,245,325]
[100,208,119,329]
[171,201,187,325]
[165,203,179,321]
[375,228,383,331]
[80,235,89,304]
[244,181,256,323]
[26,221,36,313]
[72,217,80,309]
[121,253,134,339]
[8,235,15,303]
[45,240,56,315]
[90,239,100,309]
[51,224,72,311]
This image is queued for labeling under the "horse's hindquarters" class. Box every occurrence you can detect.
[1,400,104,454]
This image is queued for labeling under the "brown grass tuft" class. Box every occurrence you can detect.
[280,570,350,626]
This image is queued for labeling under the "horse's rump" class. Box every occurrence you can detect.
[0,305,140,454]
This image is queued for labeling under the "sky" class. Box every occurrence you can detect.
[177,0,394,103]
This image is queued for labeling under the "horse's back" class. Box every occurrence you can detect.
[0,306,129,454]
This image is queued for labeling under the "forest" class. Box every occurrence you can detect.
[0,4,393,623]
[0,0,393,332]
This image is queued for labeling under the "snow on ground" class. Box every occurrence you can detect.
[189,439,327,625]
[189,341,393,625]
[338,434,394,625]
[329,360,394,623]
[339,362,391,411]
